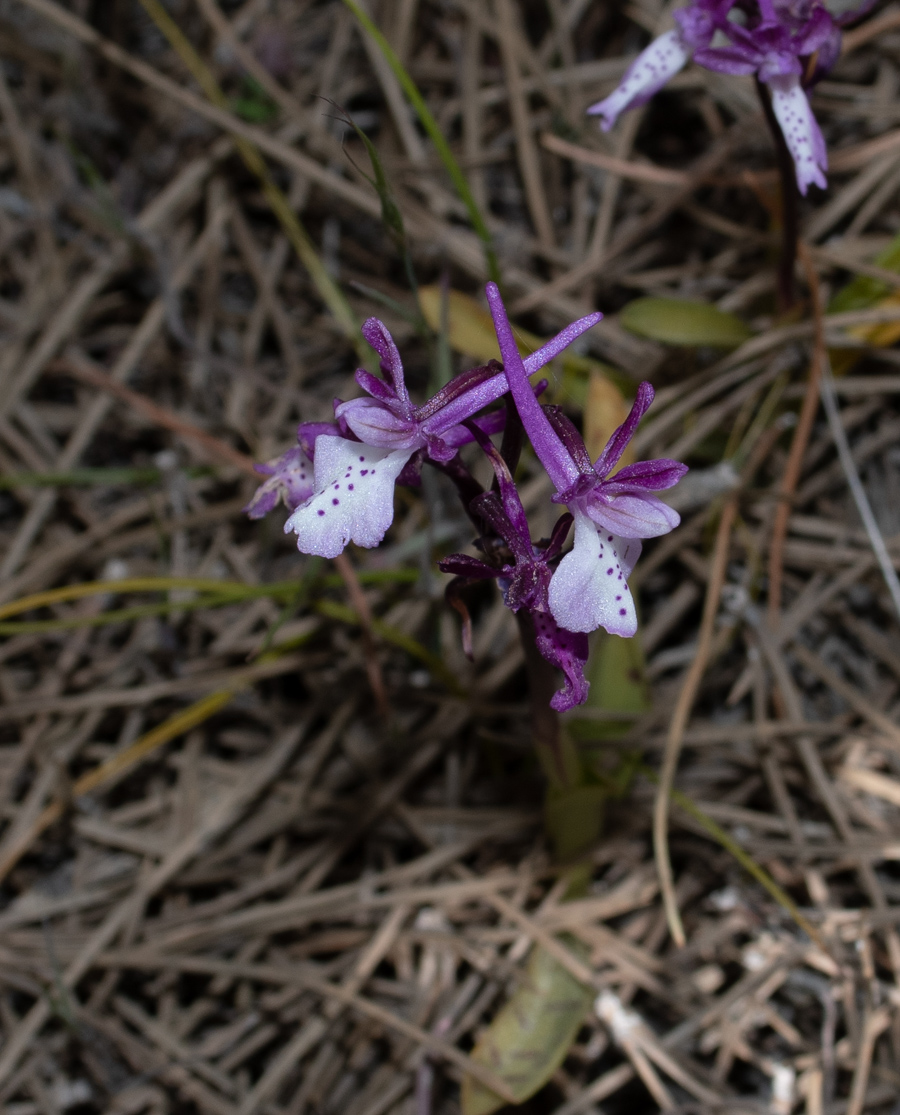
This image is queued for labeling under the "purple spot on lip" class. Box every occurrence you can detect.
[360,470,368,476]
[619,608,626,615]
[332,498,339,505]
[317,509,325,517]
[348,484,354,490]
[607,568,613,575]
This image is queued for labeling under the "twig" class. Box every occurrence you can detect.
[54,353,259,477]
[0,692,235,885]
[654,496,737,946]
[818,378,900,625]
[332,552,391,720]
[756,78,799,313]
[799,241,900,621]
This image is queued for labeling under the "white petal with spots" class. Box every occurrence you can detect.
[587,31,690,130]
[548,510,638,636]
[770,76,827,195]
[284,437,413,559]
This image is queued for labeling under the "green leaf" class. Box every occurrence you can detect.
[462,941,593,1115]
[829,230,900,314]
[544,783,606,861]
[569,631,651,744]
[231,77,278,123]
[620,297,752,348]
[827,230,900,375]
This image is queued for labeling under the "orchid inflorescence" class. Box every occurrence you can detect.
[246,285,686,712]
[588,0,876,196]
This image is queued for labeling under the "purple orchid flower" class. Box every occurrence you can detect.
[439,422,589,711]
[281,312,601,559]
[587,0,873,195]
[486,283,687,639]
[587,0,727,129]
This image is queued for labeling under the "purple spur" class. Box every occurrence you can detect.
[588,1,876,195]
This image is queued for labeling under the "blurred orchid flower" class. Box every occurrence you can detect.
[588,0,875,195]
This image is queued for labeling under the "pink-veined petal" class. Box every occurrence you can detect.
[284,437,413,558]
[586,31,691,130]
[583,489,681,539]
[609,458,689,491]
[769,75,827,194]
[548,511,637,636]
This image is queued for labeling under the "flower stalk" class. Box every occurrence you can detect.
[757,76,800,312]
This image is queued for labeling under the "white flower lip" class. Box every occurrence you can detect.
[284,437,413,559]
[548,510,639,637]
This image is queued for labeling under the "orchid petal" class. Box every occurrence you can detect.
[544,406,594,474]
[297,422,340,458]
[769,75,827,194]
[548,511,638,636]
[437,554,499,580]
[674,4,720,51]
[593,382,656,478]
[583,489,681,538]
[606,458,689,491]
[586,30,691,130]
[361,318,410,408]
[692,44,762,75]
[244,446,315,520]
[485,282,580,493]
[284,437,412,558]
[522,313,603,370]
[335,397,418,449]
[440,407,507,448]
[354,367,398,403]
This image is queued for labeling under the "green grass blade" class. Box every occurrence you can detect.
[640,765,826,950]
[138,0,371,366]
[340,0,500,286]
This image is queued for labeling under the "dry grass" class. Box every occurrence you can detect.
[1,1,900,1112]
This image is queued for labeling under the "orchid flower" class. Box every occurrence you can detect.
[587,0,874,195]
[587,0,727,128]
[486,282,687,639]
[280,312,600,559]
[439,423,589,712]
